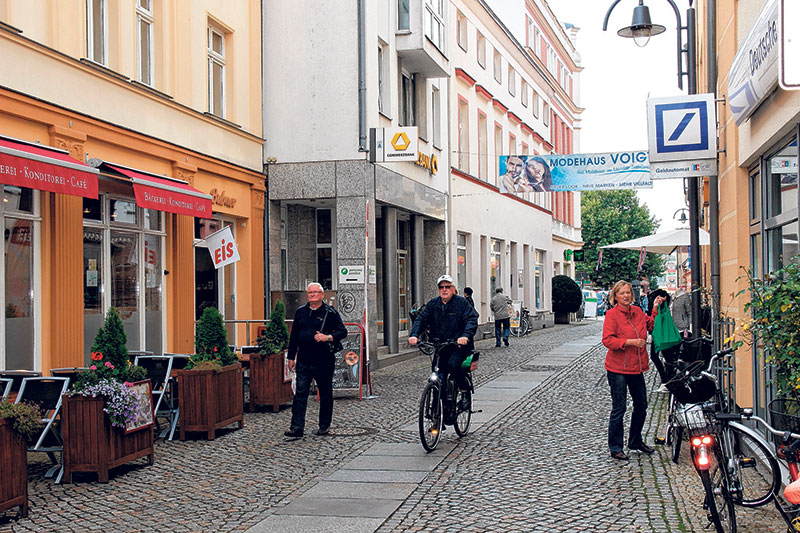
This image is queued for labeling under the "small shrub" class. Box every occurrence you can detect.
[257,300,290,356]
[189,307,236,369]
[0,400,42,442]
[552,275,582,314]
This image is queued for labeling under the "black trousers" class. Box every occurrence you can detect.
[290,358,334,431]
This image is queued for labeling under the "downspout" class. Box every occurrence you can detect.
[707,0,720,326]
[261,0,270,317]
[358,0,368,151]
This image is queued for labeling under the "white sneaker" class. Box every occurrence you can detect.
[654,384,669,393]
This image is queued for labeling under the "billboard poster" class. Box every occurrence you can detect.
[499,152,652,193]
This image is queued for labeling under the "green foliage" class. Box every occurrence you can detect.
[189,307,237,369]
[257,300,290,356]
[0,400,42,442]
[576,190,666,288]
[552,275,582,314]
[737,262,800,398]
[73,307,145,390]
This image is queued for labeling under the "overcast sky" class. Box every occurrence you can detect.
[547,0,692,231]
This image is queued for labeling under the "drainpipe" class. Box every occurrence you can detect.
[358,0,368,151]
[707,0,720,329]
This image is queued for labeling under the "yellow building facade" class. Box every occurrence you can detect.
[700,0,799,411]
[0,1,265,373]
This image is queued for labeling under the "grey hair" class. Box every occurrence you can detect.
[307,282,324,292]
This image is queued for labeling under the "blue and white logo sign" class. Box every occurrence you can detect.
[647,93,717,163]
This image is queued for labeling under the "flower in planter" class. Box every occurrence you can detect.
[69,379,139,429]
[0,400,42,442]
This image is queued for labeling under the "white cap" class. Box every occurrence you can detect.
[436,274,454,285]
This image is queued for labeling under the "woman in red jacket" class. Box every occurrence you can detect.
[602,280,665,461]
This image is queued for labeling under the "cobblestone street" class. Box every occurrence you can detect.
[1,320,788,532]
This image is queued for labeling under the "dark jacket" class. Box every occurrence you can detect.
[410,295,479,350]
[287,303,348,365]
[602,303,658,374]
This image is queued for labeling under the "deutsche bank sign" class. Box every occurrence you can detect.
[647,94,717,163]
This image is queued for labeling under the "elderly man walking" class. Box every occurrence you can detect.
[490,287,512,347]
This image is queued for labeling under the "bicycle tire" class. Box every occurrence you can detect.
[519,316,530,336]
[454,380,472,437]
[671,424,683,464]
[699,443,737,533]
[418,382,443,452]
[727,423,780,508]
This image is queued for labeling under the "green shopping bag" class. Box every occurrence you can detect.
[652,302,683,353]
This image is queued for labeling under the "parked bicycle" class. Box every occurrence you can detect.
[509,305,530,337]
[417,340,479,452]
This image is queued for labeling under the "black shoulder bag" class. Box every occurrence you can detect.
[320,306,345,354]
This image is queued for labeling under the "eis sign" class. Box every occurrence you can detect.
[204,225,240,269]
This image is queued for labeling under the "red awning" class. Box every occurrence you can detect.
[105,164,212,218]
[0,137,98,198]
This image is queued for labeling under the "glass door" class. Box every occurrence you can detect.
[398,252,408,332]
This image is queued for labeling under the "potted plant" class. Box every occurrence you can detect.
[0,401,40,517]
[177,306,244,440]
[251,300,292,412]
[552,275,582,324]
[737,262,800,399]
[61,307,154,483]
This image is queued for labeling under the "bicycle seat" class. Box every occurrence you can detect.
[785,477,800,504]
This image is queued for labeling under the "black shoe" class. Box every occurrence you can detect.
[611,451,630,461]
[504,339,509,346]
[283,428,303,440]
[315,426,330,436]
[631,444,655,454]
[495,343,501,347]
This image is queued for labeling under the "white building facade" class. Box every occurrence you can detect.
[449,0,583,327]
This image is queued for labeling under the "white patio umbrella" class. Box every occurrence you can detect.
[600,228,710,255]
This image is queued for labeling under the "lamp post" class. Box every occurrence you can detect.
[603,0,703,339]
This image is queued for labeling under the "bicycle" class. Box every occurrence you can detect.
[509,306,530,337]
[417,340,479,452]
[409,304,434,356]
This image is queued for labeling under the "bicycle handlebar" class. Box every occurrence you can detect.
[735,412,800,444]
[664,345,736,388]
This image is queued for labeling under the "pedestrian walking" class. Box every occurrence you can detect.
[602,280,665,460]
[490,287,512,347]
[463,286,475,308]
[284,282,348,440]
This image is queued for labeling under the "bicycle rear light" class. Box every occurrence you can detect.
[691,435,713,470]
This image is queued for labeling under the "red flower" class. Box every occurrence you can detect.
[90,351,103,361]
[104,361,114,369]
[213,347,218,352]
[89,365,97,370]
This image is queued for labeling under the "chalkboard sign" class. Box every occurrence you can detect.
[332,324,365,393]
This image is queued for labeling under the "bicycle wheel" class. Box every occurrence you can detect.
[670,425,684,464]
[518,316,530,336]
[418,382,443,452]
[727,424,780,508]
[699,443,737,533]
[454,383,472,437]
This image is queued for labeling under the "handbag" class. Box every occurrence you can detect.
[320,306,344,354]
[652,302,683,353]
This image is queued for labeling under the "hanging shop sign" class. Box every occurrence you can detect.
[728,0,780,124]
[204,225,240,269]
[415,151,439,175]
[369,127,418,162]
[498,152,651,192]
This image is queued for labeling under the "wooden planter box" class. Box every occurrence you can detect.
[249,352,293,412]
[62,395,155,483]
[177,363,244,441]
[0,418,28,517]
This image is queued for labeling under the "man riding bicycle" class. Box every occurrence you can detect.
[408,275,479,399]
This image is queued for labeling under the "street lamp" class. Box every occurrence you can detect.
[603,0,703,339]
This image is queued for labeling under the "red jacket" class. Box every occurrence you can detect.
[603,304,658,374]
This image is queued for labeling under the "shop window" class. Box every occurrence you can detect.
[136,0,154,86]
[766,139,798,219]
[208,24,226,117]
[535,250,545,309]
[83,227,104,359]
[766,220,800,272]
[316,209,333,289]
[83,197,102,221]
[490,239,502,295]
[87,0,107,65]
[457,233,468,290]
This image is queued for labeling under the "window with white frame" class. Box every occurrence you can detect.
[136,0,154,86]
[432,85,441,147]
[534,249,545,309]
[477,31,486,68]
[87,0,107,64]
[493,47,502,83]
[208,25,226,117]
[457,233,468,290]
[457,10,467,51]
[532,91,539,118]
[458,99,470,173]
[400,71,416,126]
[543,102,550,126]
[378,43,388,115]
[478,112,487,181]
[494,123,503,182]
[425,0,445,52]
[508,133,516,155]
[521,80,528,107]
[508,67,516,96]
[398,0,410,31]
[1,186,38,370]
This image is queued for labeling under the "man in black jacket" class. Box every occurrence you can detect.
[408,275,478,393]
[284,282,348,440]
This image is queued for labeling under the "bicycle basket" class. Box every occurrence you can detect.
[462,352,480,371]
[680,404,712,436]
[769,398,800,434]
[666,375,716,405]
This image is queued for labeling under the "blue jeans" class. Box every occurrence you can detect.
[289,358,334,432]
[607,370,648,453]
[495,318,510,345]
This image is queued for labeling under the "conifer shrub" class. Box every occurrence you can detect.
[257,300,290,356]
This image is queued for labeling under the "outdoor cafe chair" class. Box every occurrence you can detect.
[1,377,11,400]
[133,355,176,440]
[16,377,70,483]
